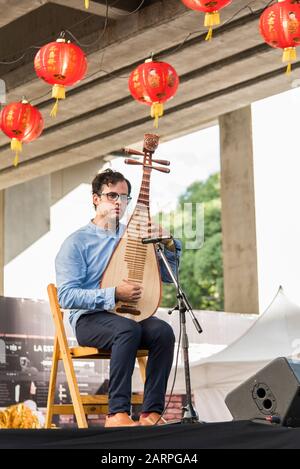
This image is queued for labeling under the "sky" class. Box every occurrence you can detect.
[4,85,300,314]
[252,86,300,311]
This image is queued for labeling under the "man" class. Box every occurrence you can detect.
[55,169,181,427]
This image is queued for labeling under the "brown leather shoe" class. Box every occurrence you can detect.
[104,412,139,428]
[139,412,167,426]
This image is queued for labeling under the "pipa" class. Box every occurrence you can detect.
[100,133,170,321]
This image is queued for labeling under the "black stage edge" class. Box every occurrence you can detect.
[1,421,300,450]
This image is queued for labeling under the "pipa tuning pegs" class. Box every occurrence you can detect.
[152,159,170,166]
[152,166,170,174]
[124,158,143,166]
[123,147,144,157]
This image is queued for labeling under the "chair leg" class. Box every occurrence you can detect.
[61,351,88,428]
[137,356,147,384]
[45,335,60,428]
[48,285,88,428]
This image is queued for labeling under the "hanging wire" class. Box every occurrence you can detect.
[65,0,109,48]
[30,90,52,104]
[0,0,273,66]
[153,0,277,60]
[0,0,148,65]
[108,0,146,16]
[63,0,275,79]
[1,0,278,104]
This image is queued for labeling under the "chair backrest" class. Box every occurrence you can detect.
[47,283,68,347]
[48,283,63,316]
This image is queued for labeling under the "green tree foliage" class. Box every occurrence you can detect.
[158,173,224,311]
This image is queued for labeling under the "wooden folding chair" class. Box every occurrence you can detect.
[45,283,148,428]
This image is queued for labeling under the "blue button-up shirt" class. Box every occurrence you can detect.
[55,221,181,334]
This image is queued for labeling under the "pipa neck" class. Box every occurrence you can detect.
[137,168,151,208]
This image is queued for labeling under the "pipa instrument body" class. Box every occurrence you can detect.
[100,134,170,322]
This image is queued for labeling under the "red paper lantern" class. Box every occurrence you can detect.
[259,0,300,74]
[128,59,179,128]
[181,0,232,40]
[34,38,87,117]
[0,99,44,166]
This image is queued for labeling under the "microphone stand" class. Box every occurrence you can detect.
[155,241,203,424]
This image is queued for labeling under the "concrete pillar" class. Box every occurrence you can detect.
[0,157,107,299]
[4,176,50,264]
[51,157,104,204]
[219,105,259,314]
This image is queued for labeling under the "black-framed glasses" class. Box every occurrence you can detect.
[97,192,132,203]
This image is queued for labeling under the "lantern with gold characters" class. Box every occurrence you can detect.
[129,59,179,128]
[0,99,44,166]
[34,37,87,117]
[181,0,232,41]
[259,0,300,74]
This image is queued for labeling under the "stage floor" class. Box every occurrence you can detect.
[1,420,300,449]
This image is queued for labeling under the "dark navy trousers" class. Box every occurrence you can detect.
[75,312,175,414]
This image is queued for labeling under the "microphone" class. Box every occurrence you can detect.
[142,235,173,244]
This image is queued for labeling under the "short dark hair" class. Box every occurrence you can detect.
[92,169,131,209]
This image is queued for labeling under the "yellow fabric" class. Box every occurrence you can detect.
[205,27,213,41]
[286,63,292,75]
[50,84,66,117]
[50,99,59,118]
[52,84,65,100]
[204,11,220,41]
[204,11,220,27]
[151,102,164,128]
[282,47,297,75]
[11,138,22,167]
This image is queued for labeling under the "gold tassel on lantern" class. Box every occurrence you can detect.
[85,0,89,8]
[151,102,164,128]
[204,11,220,41]
[11,138,22,167]
[282,47,297,75]
[50,84,66,118]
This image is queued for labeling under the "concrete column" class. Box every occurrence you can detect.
[0,157,106,298]
[4,176,50,264]
[219,105,259,314]
[51,157,104,204]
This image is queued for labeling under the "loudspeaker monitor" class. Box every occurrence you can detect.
[225,357,300,427]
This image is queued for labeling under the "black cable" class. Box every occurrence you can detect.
[155,316,182,425]
[154,240,182,426]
